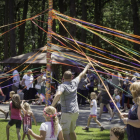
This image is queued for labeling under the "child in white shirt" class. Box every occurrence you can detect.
[109,88,121,122]
[83,92,104,131]
[28,106,64,140]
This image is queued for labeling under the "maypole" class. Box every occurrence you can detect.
[46,0,53,105]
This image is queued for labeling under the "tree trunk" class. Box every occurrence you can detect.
[81,0,87,50]
[9,0,16,56]
[52,19,57,44]
[131,0,140,52]
[70,0,76,38]
[31,22,35,51]
[18,0,29,54]
[59,0,65,36]
[92,0,102,47]
[4,0,9,59]
[42,24,48,47]
[39,0,45,47]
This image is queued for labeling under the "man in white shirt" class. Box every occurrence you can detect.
[12,69,20,93]
[21,70,34,100]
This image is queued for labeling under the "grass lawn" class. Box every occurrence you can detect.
[0,119,128,140]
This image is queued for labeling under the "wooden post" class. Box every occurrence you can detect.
[46,0,53,105]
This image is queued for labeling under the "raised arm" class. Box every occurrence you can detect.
[31,112,37,126]
[51,91,62,107]
[78,63,91,81]
[20,101,26,115]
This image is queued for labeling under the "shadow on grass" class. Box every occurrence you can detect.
[82,130,94,132]
[0,119,8,122]
[77,132,109,140]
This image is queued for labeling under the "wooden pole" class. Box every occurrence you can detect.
[46,0,53,105]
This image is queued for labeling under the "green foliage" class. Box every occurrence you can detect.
[0,0,140,62]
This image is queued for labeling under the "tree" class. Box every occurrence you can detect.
[4,0,9,59]
[9,0,16,56]
[92,0,111,48]
[81,0,87,45]
[131,0,140,52]
[70,0,76,38]
[18,0,29,55]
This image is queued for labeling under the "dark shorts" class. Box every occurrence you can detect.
[124,96,134,105]
[8,119,21,129]
[101,98,110,105]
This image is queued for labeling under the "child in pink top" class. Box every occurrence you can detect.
[6,94,25,140]
[21,102,37,140]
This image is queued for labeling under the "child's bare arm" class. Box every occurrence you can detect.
[90,101,93,108]
[20,110,24,118]
[32,112,37,126]
[58,130,64,140]
[90,105,93,108]
[21,101,26,115]
[3,101,10,104]
[9,110,11,118]
[28,129,46,140]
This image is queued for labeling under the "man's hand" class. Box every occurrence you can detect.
[87,63,92,69]
[79,63,92,81]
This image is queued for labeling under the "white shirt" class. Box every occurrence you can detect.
[23,74,34,90]
[13,70,20,88]
[40,122,62,140]
[90,99,97,115]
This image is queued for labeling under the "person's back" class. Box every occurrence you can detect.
[58,77,79,113]
[40,122,62,140]
[10,101,21,120]
[100,81,110,104]
[28,106,64,140]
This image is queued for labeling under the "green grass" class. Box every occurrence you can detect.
[0,119,128,140]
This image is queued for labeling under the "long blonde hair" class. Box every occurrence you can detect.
[23,102,31,112]
[130,82,140,105]
[43,106,59,136]
[12,94,21,109]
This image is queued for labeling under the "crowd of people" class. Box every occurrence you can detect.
[0,64,140,140]
[0,66,57,103]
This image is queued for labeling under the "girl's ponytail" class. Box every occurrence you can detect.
[53,115,59,136]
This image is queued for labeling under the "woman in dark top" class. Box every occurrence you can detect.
[121,82,140,140]
[98,75,112,119]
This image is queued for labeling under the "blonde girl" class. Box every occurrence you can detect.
[28,106,64,140]
[83,92,104,131]
[22,102,37,140]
